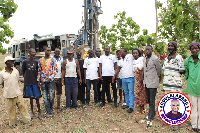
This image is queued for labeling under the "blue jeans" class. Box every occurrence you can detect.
[65,77,78,108]
[122,77,135,109]
[41,81,55,115]
[86,79,98,104]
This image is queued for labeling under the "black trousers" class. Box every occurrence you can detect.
[77,83,86,104]
[97,79,102,101]
[145,87,157,121]
[102,76,117,104]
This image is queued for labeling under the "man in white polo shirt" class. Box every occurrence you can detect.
[112,48,135,113]
[83,49,99,107]
[99,46,118,108]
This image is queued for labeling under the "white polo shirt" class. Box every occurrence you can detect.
[83,57,99,80]
[99,54,117,76]
[119,54,134,78]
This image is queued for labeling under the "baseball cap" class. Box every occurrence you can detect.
[4,56,15,63]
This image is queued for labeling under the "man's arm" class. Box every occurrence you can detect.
[112,66,121,83]
[155,57,162,81]
[61,60,67,85]
[99,63,102,80]
[22,61,26,77]
[114,62,117,70]
[76,59,82,84]
[37,60,42,88]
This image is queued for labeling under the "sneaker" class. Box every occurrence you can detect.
[192,128,198,132]
[83,103,89,108]
[121,105,129,109]
[114,102,119,108]
[99,103,105,108]
[146,121,152,127]
[66,107,70,111]
[75,107,79,110]
[127,108,133,113]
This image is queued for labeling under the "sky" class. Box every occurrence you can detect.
[3,0,160,49]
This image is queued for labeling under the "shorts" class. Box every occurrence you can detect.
[55,78,62,95]
[23,84,42,99]
[117,78,123,89]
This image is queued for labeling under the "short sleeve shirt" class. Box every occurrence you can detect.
[119,54,134,78]
[53,56,63,79]
[22,59,38,85]
[83,57,99,80]
[99,54,117,76]
[0,68,22,98]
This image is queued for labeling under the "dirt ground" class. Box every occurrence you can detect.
[0,53,194,133]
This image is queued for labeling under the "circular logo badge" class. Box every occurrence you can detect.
[157,92,191,126]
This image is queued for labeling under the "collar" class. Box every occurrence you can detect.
[188,53,200,62]
[53,55,61,61]
[3,68,13,75]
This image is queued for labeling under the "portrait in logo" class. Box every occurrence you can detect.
[157,92,191,126]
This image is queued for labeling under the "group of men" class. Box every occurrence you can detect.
[1,41,199,130]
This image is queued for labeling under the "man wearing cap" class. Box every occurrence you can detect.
[61,50,82,110]
[0,56,31,128]
[53,48,63,110]
[163,41,185,93]
[37,47,58,118]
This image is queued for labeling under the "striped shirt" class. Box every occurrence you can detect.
[163,54,185,91]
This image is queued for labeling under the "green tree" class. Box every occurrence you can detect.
[158,0,200,58]
[99,11,141,53]
[0,0,17,54]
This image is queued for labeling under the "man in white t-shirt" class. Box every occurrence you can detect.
[112,48,135,113]
[53,48,63,110]
[83,49,99,107]
[99,46,118,108]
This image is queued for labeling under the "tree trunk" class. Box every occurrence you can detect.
[198,0,200,39]
[155,0,158,47]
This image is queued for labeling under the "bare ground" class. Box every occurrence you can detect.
[0,53,193,133]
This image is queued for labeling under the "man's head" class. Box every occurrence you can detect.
[170,99,180,114]
[67,50,73,59]
[95,48,101,58]
[45,47,51,57]
[116,50,120,59]
[54,48,60,57]
[4,56,15,68]
[168,41,177,53]
[88,49,94,58]
[189,42,200,56]
[145,45,153,57]
[104,46,110,56]
[76,51,82,59]
[29,48,36,58]
[120,48,127,58]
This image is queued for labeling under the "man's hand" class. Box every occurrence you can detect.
[46,78,51,83]
[100,76,103,80]
[79,79,82,85]
[84,79,87,85]
[61,79,64,86]
[38,81,41,88]
[112,76,116,83]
